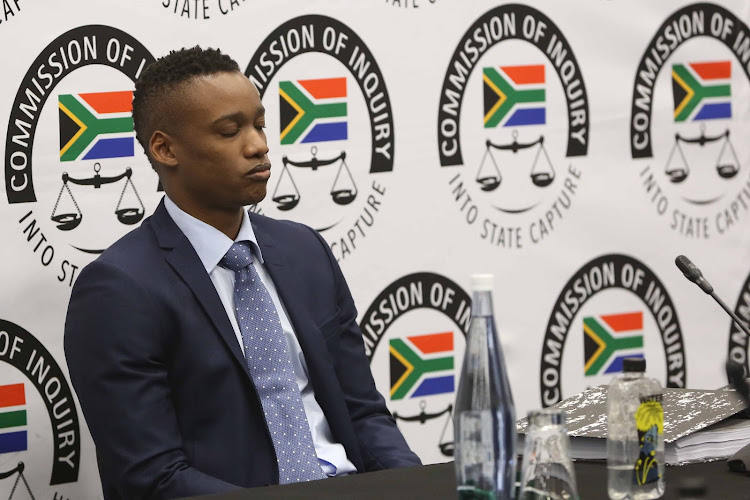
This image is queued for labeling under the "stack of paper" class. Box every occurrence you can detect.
[517,385,750,464]
[666,418,750,464]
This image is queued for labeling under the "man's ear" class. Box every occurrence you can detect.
[149,131,178,168]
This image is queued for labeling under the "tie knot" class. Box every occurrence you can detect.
[219,241,254,272]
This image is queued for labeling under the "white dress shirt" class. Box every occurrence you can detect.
[164,196,356,477]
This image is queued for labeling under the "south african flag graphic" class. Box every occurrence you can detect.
[279,77,347,145]
[672,61,732,122]
[390,332,454,401]
[58,91,135,162]
[584,312,644,377]
[0,383,27,454]
[483,64,546,128]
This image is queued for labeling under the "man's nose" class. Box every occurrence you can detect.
[243,130,269,158]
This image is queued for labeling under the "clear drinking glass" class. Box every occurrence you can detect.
[518,409,579,500]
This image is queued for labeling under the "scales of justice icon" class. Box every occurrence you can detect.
[0,462,35,500]
[271,146,357,211]
[50,162,145,231]
[393,400,454,458]
[664,124,740,183]
[475,130,556,192]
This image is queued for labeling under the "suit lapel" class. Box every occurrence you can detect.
[251,216,336,381]
[150,201,252,381]
[247,214,366,470]
[252,222,314,348]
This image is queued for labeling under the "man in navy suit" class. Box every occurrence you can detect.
[64,46,420,500]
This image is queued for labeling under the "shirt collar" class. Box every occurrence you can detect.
[163,195,265,274]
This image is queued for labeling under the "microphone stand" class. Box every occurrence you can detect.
[676,255,750,474]
[710,291,750,338]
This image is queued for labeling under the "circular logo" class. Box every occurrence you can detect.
[360,272,470,464]
[629,3,750,239]
[437,4,589,250]
[539,254,686,407]
[245,15,394,262]
[4,25,157,286]
[0,319,81,497]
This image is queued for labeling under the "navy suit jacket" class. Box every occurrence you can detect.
[64,200,420,500]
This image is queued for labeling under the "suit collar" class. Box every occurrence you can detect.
[247,212,282,269]
[162,196,265,273]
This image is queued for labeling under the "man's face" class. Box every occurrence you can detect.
[167,71,270,211]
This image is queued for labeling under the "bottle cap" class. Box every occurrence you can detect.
[623,357,646,373]
[471,274,494,291]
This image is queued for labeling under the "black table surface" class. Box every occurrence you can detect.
[191,460,750,499]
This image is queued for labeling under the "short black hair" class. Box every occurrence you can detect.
[132,46,240,164]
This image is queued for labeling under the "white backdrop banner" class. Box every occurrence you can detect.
[2,1,750,498]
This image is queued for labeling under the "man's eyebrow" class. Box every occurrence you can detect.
[211,107,266,125]
[211,112,244,125]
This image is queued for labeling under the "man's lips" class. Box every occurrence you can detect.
[246,163,272,180]
[248,162,271,175]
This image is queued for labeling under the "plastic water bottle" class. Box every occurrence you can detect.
[607,357,665,500]
[454,274,516,500]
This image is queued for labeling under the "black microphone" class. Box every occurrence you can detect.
[675,254,713,293]
[674,255,750,337]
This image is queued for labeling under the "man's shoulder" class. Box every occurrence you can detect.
[248,211,322,244]
[89,217,160,272]
[248,212,337,274]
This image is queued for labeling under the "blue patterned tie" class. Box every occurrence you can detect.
[219,241,324,483]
